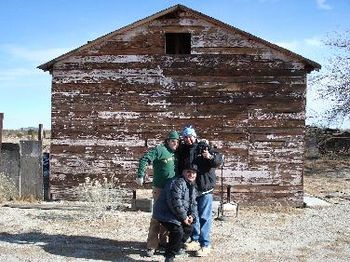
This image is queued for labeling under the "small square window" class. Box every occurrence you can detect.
[165,33,191,54]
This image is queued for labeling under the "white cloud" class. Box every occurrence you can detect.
[1,45,71,64]
[316,0,332,10]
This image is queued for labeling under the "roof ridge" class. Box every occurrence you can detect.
[38,4,320,72]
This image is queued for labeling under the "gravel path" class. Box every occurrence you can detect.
[1,174,349,262]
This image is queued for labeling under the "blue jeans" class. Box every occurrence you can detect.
[192,193,213,247]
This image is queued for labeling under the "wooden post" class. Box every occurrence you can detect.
[0,113,3,155]
[38,124,43,141]
[227,185,232,202]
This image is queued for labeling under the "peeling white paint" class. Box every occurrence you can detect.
[53,68,178,89]
[51,138,145,147]
[266,134,304,141]
[53,91,80,97]
[156,112,188,118]
[249,109,305,120]
[98,111,141,119]
[61,55,153,64]
[147,100,171,106]
[224,141,249,149]
[54,68,162,82]
[220,170,271,178]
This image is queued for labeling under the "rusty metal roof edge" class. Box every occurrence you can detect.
[37,4,321,72]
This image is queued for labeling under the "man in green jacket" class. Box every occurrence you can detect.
[136,130,180,257]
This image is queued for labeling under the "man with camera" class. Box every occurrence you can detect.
[178,125,223,257]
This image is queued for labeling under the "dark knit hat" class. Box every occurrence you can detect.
[167,130,180,140]
[184,163,198,172]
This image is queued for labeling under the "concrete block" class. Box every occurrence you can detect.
[131,198,153,212]
[215,201,239,219]
[20,140,43,199]
[0,143,20,191]
[133,189,153,198]
[131,189,154,212]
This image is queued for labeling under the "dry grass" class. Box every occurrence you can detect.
[75,175,129,219]
[0,172,18,203]
[1,129,51,152]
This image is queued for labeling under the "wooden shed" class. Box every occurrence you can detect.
[38,5,320,206]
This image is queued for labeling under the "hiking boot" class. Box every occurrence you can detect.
[164,256,175,262]
[195,246,211,257]
[146,248,155,257]
[184,240,200,251]
[158,243,167,252]
[175,248,187,256]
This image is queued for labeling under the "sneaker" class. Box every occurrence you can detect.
[184,240,200,251]
[146,248,155,257]
[195,246,211,257]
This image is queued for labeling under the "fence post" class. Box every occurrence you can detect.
[43,152,50,201]
[38,124,43,141]
[0,113,3,155]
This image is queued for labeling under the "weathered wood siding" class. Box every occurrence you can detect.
[50,9,306,206]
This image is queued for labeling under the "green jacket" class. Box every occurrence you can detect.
[137,143,178,188]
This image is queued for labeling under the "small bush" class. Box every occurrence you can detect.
[0,173,18,203]
[76,175,128,219]
[27,129,36,140]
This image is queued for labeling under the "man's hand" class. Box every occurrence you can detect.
[188,215,194,224]
[136,177,144,186]
[202,148,213,160]
[184,215,194,225]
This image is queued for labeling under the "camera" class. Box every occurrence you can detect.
[197,141,210,156]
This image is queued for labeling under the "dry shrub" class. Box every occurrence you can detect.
[16,195,40,203]
[76,175,129,219]
[0,172,18,203]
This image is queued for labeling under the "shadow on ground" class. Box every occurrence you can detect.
[0,231,156,262]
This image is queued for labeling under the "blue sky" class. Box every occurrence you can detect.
[0,0,349,129]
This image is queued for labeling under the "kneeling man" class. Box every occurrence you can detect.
[153,164,198,262]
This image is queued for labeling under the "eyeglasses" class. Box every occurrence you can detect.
[169,139,179,143]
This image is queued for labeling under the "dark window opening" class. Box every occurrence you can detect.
[166,33,191,54]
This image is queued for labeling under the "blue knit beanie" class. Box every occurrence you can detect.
[182,125,197,137]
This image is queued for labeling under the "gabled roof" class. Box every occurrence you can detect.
[38,4,321,72]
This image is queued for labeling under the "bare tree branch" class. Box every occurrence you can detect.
[310,30,350,126]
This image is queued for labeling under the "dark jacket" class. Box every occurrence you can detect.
[153,177,198,226]
[178,141,223,193]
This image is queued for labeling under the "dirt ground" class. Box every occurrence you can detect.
[1,160,350,262]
